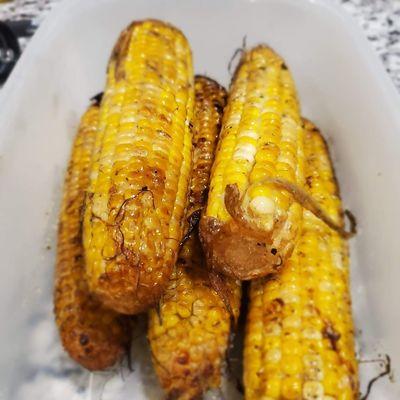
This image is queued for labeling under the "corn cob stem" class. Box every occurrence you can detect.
[226,177,355,240]
[200,45,305,280]
[148,76,241,400]
[83,20,194,314]
[243,119,358,399]
[54,103,130,371]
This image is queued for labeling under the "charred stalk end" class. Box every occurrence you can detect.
[199,215,285,280]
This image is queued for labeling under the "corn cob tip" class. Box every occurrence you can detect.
[199,213,285,281]
[57,313,130,371]
[110,19,190,79]
[301,118,356,238]
[231,44,287,80]
[200,180,290,281]
[194,74,227,93]
[244,44,285,61]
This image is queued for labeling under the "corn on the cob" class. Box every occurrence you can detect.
[148,76,241,400]
[54,102,130,371]
[83,20,194,314]
[200,45,305,280]
[243,120,358,399]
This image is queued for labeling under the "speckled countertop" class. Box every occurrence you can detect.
[1,0,400,90]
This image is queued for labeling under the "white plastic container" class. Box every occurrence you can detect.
[0,0,399,398]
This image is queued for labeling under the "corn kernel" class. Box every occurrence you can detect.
[54,104,130,371]
[83,20,194,314]
[266,378,282,398]
[204,45,305,282]
[244,119,358,399]
[148,76,241,399]
[281,376,302,399]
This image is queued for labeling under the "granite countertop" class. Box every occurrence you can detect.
[1,0,400,90]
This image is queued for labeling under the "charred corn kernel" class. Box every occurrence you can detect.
[83,20,194,314]
[54,103,130,371]
[200,45,304,280]
[244,120,358,399]
[149,76,241,400]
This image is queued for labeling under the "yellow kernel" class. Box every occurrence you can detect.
[241,105,260,120]
[250,167,275,183]
[248,184,275,199]
[264,323,282,337]
[163,314,179,329]
[102,238,116,258]
[276,161,294,172]
[282,315,301,330]
[245,374,261,394]
[255,147,279,164]
[337,388,354,400]
[276,168,295,182]
[263,336,281,351]
[237,136,258,147]
[264,98,280,110]
[282,339,301,356]
[273,190,291,212]
[282,355,302,375]
[218,207,230,221]
[176,304,191,319]
[266,377,282,398]
[281,376,302,399]
[210,306,222,319]
[323,370,338,394]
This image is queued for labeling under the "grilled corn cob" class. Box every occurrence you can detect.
[243,120,358,399]
[83,20,194,314]
[200,45,305,280]
[54,102,130,371]
[148,76,241,400]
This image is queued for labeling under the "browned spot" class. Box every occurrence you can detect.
[111,26,132,80]
[176,352,189,365]
[203,363,214,378]
[209,270,237,321]
[177,257,186,265]
[264,298,285,317]
[166,389,183,400]
[180,209,202,246]
[199,213,285,280]
[274,298,284,307]
[160,114,169,123]
[97,266,140,314]
[322,324,341,351]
